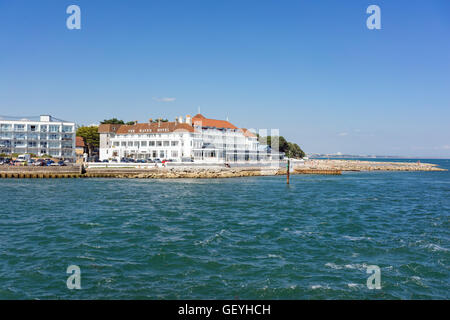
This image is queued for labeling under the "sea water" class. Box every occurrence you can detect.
[0,159,449,299]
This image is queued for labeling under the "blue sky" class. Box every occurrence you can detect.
[0,0,449,157]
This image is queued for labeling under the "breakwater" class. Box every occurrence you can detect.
[0,159,445,179]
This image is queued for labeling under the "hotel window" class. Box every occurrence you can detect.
[134,141,139,147]
[113,142,120,147]
[127,141,133,147]
[40,125,47,132]
[141,141,147,147]
[49,134,59,140]
[28,141,37,147]
[14,124,25,131]
[159,150,165,158]
[163,141,169,146]
[40,141,47,147]
[14,141,26,147]
[152,151,157,158]
[149,141,155,146]
[49,125,60,133]
[0,124,12,131]
[157,141,162,147]
[171,141,178,146]
[62,134,72,140]
[121,142,126,147]
[15,133,25,140]
[62,126,73,133]
[49,142,60,148]
[62,142,72,148]
[171,151,178,158]
[29,125,37,132]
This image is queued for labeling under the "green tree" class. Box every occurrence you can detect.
[101,118,125,124]
[287,142,306,159]
[76,126,99,156]
[150,119,169,123]
[258,135,305,159]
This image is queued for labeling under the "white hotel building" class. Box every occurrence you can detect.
[0,115,76,161]
[99,114,281,162]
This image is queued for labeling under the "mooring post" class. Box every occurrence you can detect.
[287,158,290,184]
[80,163,86,175]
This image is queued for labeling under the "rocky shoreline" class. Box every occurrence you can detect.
[299,159,446,172]
[0,160,445,179]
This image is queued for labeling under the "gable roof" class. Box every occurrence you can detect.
[75,136,86,148]
[98,123,122,133]
[192,114,238,130]
[239,128,257,138]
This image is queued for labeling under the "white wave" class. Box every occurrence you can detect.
[310,284,330,290]
[325,262,343,269]
[343,235,371,241]
[425,244,448,252]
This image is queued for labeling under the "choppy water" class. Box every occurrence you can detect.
[0,159,449,299]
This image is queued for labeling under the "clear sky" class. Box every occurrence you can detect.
[0,0,449,157]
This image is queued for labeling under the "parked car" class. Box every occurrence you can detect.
[57,160,66,166]
[46,160,54,166]
[34,159,46,166]
[102,159,109,163]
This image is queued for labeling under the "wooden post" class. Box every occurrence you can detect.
[287,158,290,184]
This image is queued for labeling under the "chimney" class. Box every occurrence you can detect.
[186,115,192,125]
[175,117,178,123]
[135,120,138,124]
[178,116,183,124]
[149,118,153,123]
[158,118,161,127]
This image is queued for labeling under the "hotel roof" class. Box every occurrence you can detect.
[192,114,238,130]
[98,114,254,135]
[98,123,122,133]
[113,121,195,134]
[239,128,257,138]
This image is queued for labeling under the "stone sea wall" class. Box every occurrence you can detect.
[0,160,445,179]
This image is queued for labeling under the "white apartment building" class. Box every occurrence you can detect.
[0,115,76,161]
[99,114,281,162]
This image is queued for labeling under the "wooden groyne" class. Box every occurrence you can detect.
[0,172,121,179]
[0,168,341,179]
[293,169,342,175]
